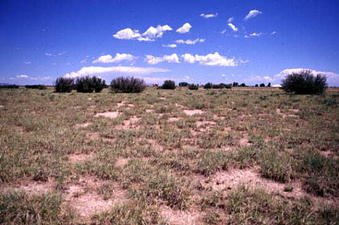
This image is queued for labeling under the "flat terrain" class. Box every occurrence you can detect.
[0,87,338,224]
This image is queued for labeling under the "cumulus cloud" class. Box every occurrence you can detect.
[162,44,177,48]
[228,23,238,32]
[200,13,218,18]
[113,25,172,41]
[244,9,262,20]
[227,17,234,23]
[145,54,180,65]
[181,52,236,67]
[176,23,192,33]
[92,53,136,64]
[64,66,169,79]
[175,38,205,45]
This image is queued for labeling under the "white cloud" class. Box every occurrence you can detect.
[271,31,277,35]
[24,61,31,64]
[176,23,192,33]
[92,53,136,64]
[45,53,53,56]
[221,29,227,34]
[145,54,180,65]
[181,52,236,67]
[64,66,169,79]
[228,23,238,32]
[162,44,177,48]
[200,13,218,18]
[16,74,29,78]
[245,32,262,38]
[142,25,172,39]
[175,38,205,45]
[44,52,66,56]
[227,17,234,23]
[244,9,262,20]
[113,25,172,41]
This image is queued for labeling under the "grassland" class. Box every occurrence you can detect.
[0,87,338,224]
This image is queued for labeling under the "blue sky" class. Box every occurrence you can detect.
[1,0,339,86]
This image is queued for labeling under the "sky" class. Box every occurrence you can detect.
[1,0,339,86]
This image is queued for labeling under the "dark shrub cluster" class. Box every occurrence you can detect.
[188,84,199,90]
[25,85,46,90]
[204,83,213,89]
[232,82,238,87]
[179,82,188,87]
[161,80,176,90]
[204,83,232,89]
[55,77,74,93]
[0,85,19,89]
[75,76,106,93]
[260,83,265,87]
[110,76,146,93]
[282,70,327,94]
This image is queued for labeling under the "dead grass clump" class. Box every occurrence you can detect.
[184,109,204,116]
[159,205,202,225]
[94,111,119,119]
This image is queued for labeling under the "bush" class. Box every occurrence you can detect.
[255,84,259,87]
[240,83,246,87]
[281,70,327,94]
[260,83,265,87]
[110,76,146,93]
[232,82,238,87]
[0,85,19,89]
[161,80,176,90]
[75,76,105,93]
[204,82,213,89]
[55,77,74,93]
[267,82,271,87]
[188,84,199,90]
[179,82,188,87]
[25,85,46,90]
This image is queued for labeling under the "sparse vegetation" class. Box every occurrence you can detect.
[0,86,338,224]
[188,83,199,90]
[25,84,47,90]
[110,76,146,93]
[282,70,327,94]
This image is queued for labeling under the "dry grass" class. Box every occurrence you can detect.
[0,87,338,224]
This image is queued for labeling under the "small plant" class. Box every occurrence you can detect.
[25,85,46,90]
[179,82,188,87]
[55,77,74,92]
[161,80,176,89]
[204,82,213,89]
[188,84,199,90]
[281,70,327,94]
[75,76,106,93]
[110,76,146,93]
[284,186,294,192]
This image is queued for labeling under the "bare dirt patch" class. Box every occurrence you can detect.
[147,139,164,151]
[1,178,56,194]
[168,117,181,122]
[196,121,216,127]
[75,122,92,129]
[64,176,128,220]
[94,111,120,119]
[159,205,202,225]
[69,153,93,164]
[239,134,252,146]
[115,116,140,130]
[86,132,100,140]
[115,158,129,167]
[184,109,204,116]
[276,108,299,118]
[209,168,305,198]
[146,109,154,113]
[0,105,4,108]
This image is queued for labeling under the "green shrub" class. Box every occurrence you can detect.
[55,77,74,93]
[110,77,146,93]
[161,80,176,89]
[179,82,188,87]
[188,84,199,90]
[260,83,265,87]
[232,82,238,87]
[281,70,327,94]
[75,76,105,93]
[204,82,213,89]
[25,85,47,90]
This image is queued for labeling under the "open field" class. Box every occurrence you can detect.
[0,87,338,224]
